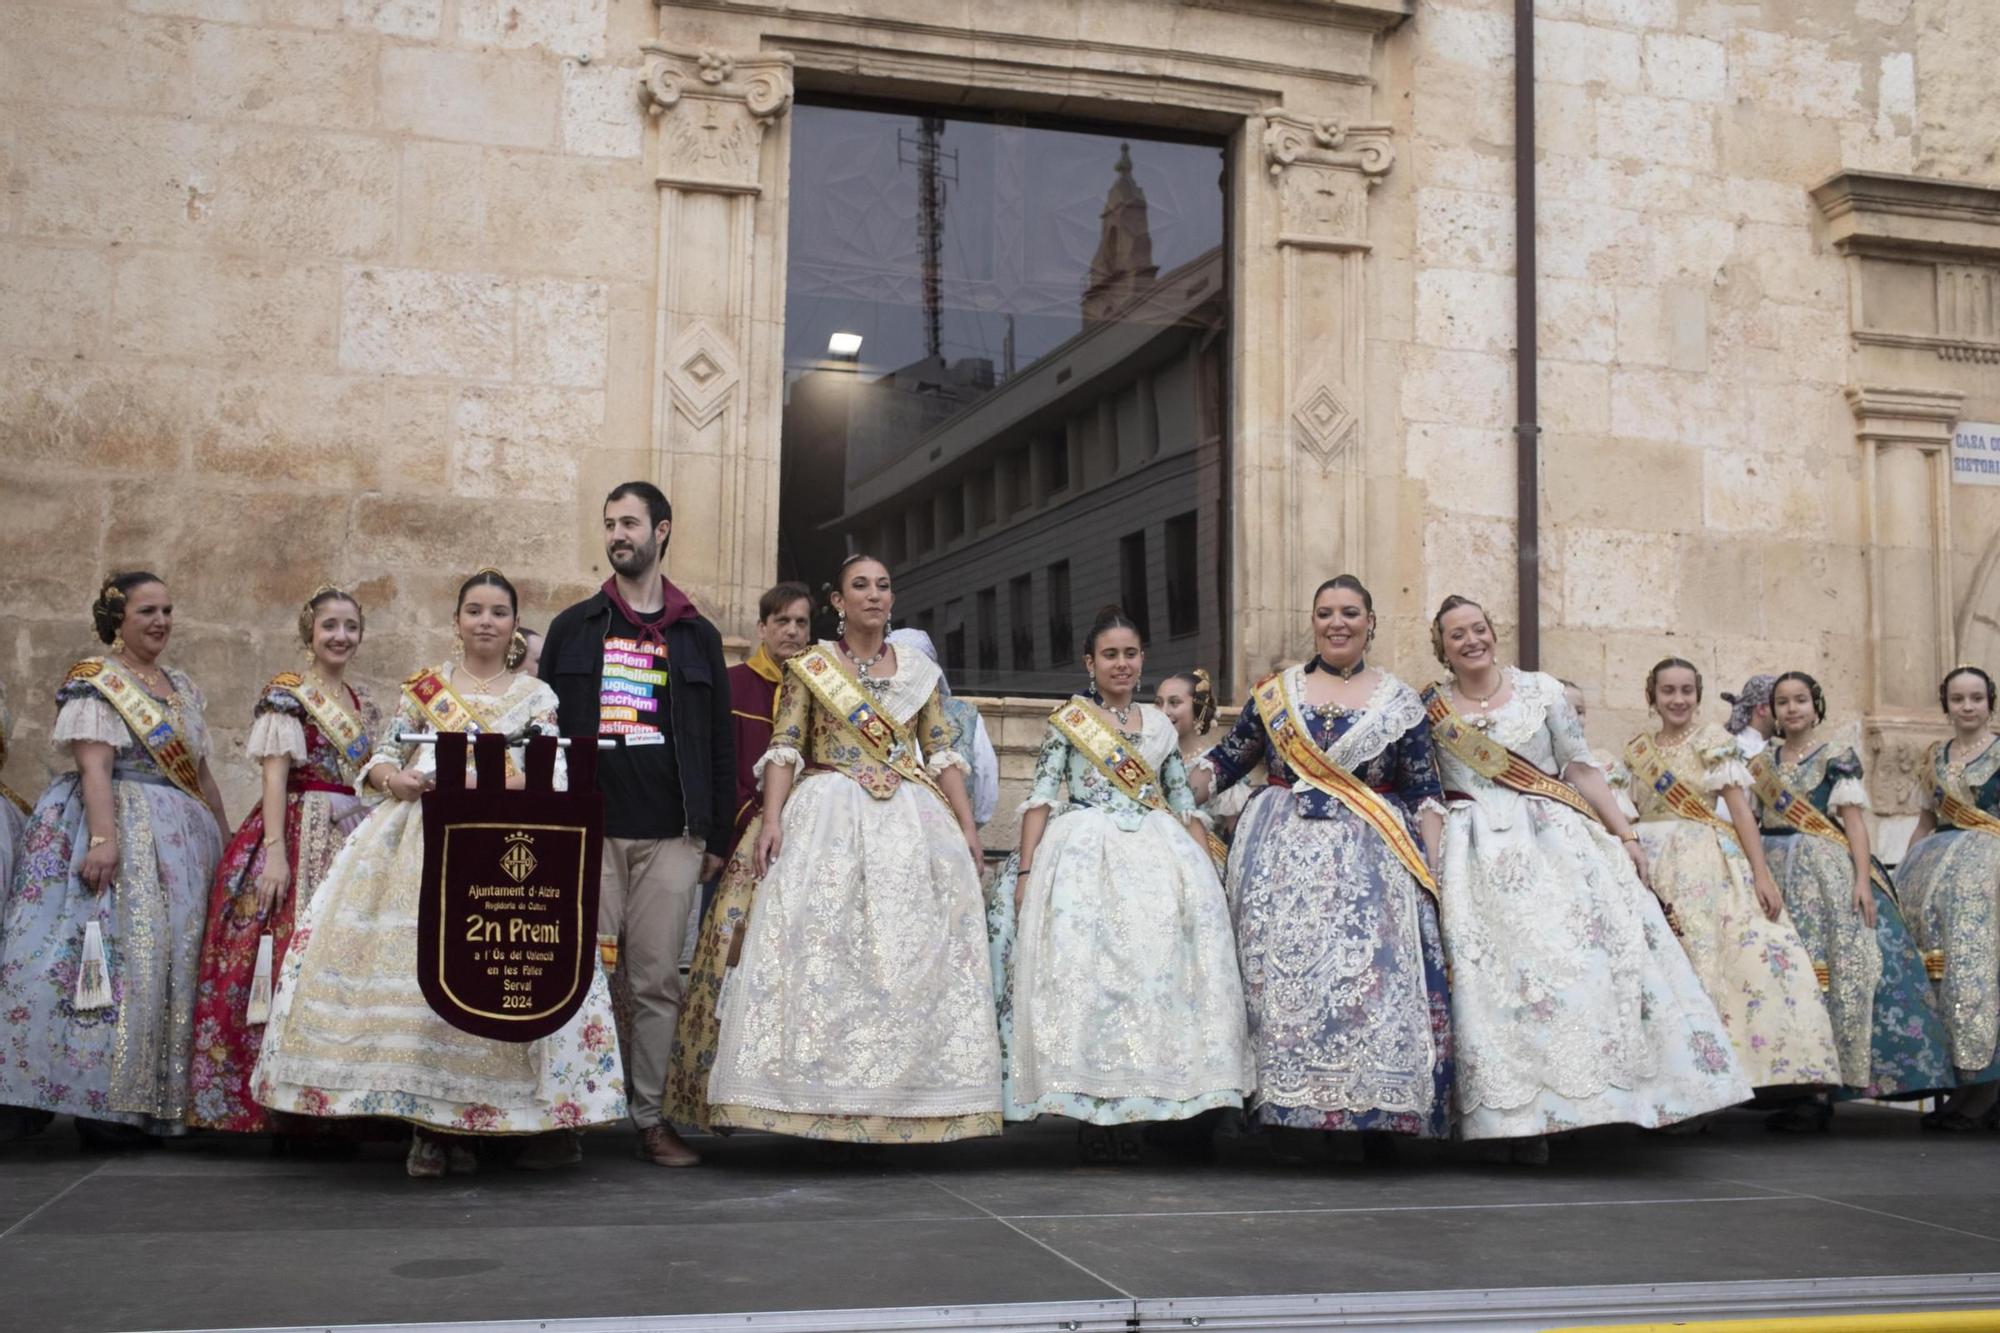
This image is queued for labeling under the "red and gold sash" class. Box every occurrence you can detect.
[270,672,371,784]
[1749,751,1897,899]
[789,645,947,808]
[1048,698,1229,875]
[67,657,204,801]
[402,667,517,779]
[1625,734,1736,834]
[1421,683,1603,826]
[1926,741,2000,839]
[1251,673,1437,897]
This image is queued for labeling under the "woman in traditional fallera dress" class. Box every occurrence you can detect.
[1899,666,2000,1129]
[1158,669,1250,839]
[1426,599,1750,1157]
[1752,673,1953,1126]
[187,587,383,1134]
[988,609,1253,1161]
[707,554,1002,1144]
[1188,575,1455,1146]
[253,571,625,1177]
[0,572,230,1144]
[1609,659,1840,1093]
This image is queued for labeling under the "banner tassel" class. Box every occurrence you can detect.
[246,933,275,1025]
[75,921,113,1012]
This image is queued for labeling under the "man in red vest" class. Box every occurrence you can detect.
[727,582,812,848]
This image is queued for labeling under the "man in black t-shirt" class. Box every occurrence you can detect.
[541,482,733,1168]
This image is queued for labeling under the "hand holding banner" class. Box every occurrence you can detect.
[417,731,604,1042]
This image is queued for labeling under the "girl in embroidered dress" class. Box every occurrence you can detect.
[707,555,1001,1144]
[1427,599,1750,1159]
[187,587,384,1134]
[0,573,230,1145]
[1754,672,1952,1128]
[1609,659,1839,1096]
[988,610,1253,1162]
[1187,575,1455,1149]
[1158,669,1251,840]
[1900,666,2000,1130]
[253,571,626,1177]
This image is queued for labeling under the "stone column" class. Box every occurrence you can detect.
[1236,113,1392,681]
[1848,385,1965,712]
[640,45,793,635]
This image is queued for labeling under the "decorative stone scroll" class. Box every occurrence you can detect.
[641,45,793,195]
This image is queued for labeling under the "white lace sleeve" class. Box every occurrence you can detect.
[926,747,972,778]
[752,745,802,789]
[246,712,308,763]
[52,697,128,749]
[1828,777,1871,812]
[1709,757,1753,794]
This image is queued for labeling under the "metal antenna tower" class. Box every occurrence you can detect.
[897,116,958,361]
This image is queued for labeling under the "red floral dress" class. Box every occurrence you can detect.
[185,677,378,1132]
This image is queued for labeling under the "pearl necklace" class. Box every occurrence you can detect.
[841,638,890,682]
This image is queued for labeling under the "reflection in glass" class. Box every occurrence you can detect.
[779,101,1229,698]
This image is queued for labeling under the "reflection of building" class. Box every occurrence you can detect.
[819,149,1226,694]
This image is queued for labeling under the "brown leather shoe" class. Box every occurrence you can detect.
[637,1122,701,1167]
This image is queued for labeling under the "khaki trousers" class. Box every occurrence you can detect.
[599,836,703,1128]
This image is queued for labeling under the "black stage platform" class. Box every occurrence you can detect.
[2,1106,1997,1333]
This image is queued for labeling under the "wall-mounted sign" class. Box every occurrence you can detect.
[1952,422,2000,486]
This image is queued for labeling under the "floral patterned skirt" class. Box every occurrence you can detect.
[187,789,366,1132]
[985,806,1253,1125]
[1440,798,1751,1139]
[664,817,761,1132]
[1899,825,2000,1080]
[1632,819,1839,1090]
[0,772,221,1131]
[1764,832,1953,1099]
[1227,789,1453,1137]
[251,797,626,1133]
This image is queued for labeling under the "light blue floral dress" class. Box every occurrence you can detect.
[1899,736,2000,1082]
[987,701,1252,1125]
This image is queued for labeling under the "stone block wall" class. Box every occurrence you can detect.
[1394,0,2000,758]
[0,0,663,811]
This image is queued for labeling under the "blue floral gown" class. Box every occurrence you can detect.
[1899,737,2000,1083]
[1759,740,1953,1099]
[1199,668,1453,1137]
[0,663,224,1132]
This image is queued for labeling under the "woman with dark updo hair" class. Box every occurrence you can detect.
[1187,575,1456,1150]
[253,569,627,1178]
[1897,665,2000,1130]
[0,572,229,1146]
[1751,673,1951,1128]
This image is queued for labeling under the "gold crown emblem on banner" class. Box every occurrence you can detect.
[500,831,537,883]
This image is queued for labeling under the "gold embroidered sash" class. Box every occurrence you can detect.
[270,672,371,784]
[1624,734,1738,835]
[1926,741,2000,839]
[1421,684,1603,826]
[1048,698,1229,875]
[1251,674,1438,897]
[1749,752,1897,900]
[67,658,204,801]
[789,645,947,808]
[402,667,517,778]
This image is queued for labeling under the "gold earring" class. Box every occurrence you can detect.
[111,633,126,655]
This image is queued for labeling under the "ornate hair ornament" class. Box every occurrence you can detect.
[297,583,362,646]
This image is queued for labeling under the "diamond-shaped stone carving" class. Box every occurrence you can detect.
[1292,379,1357,470]
[663,322,740,427]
